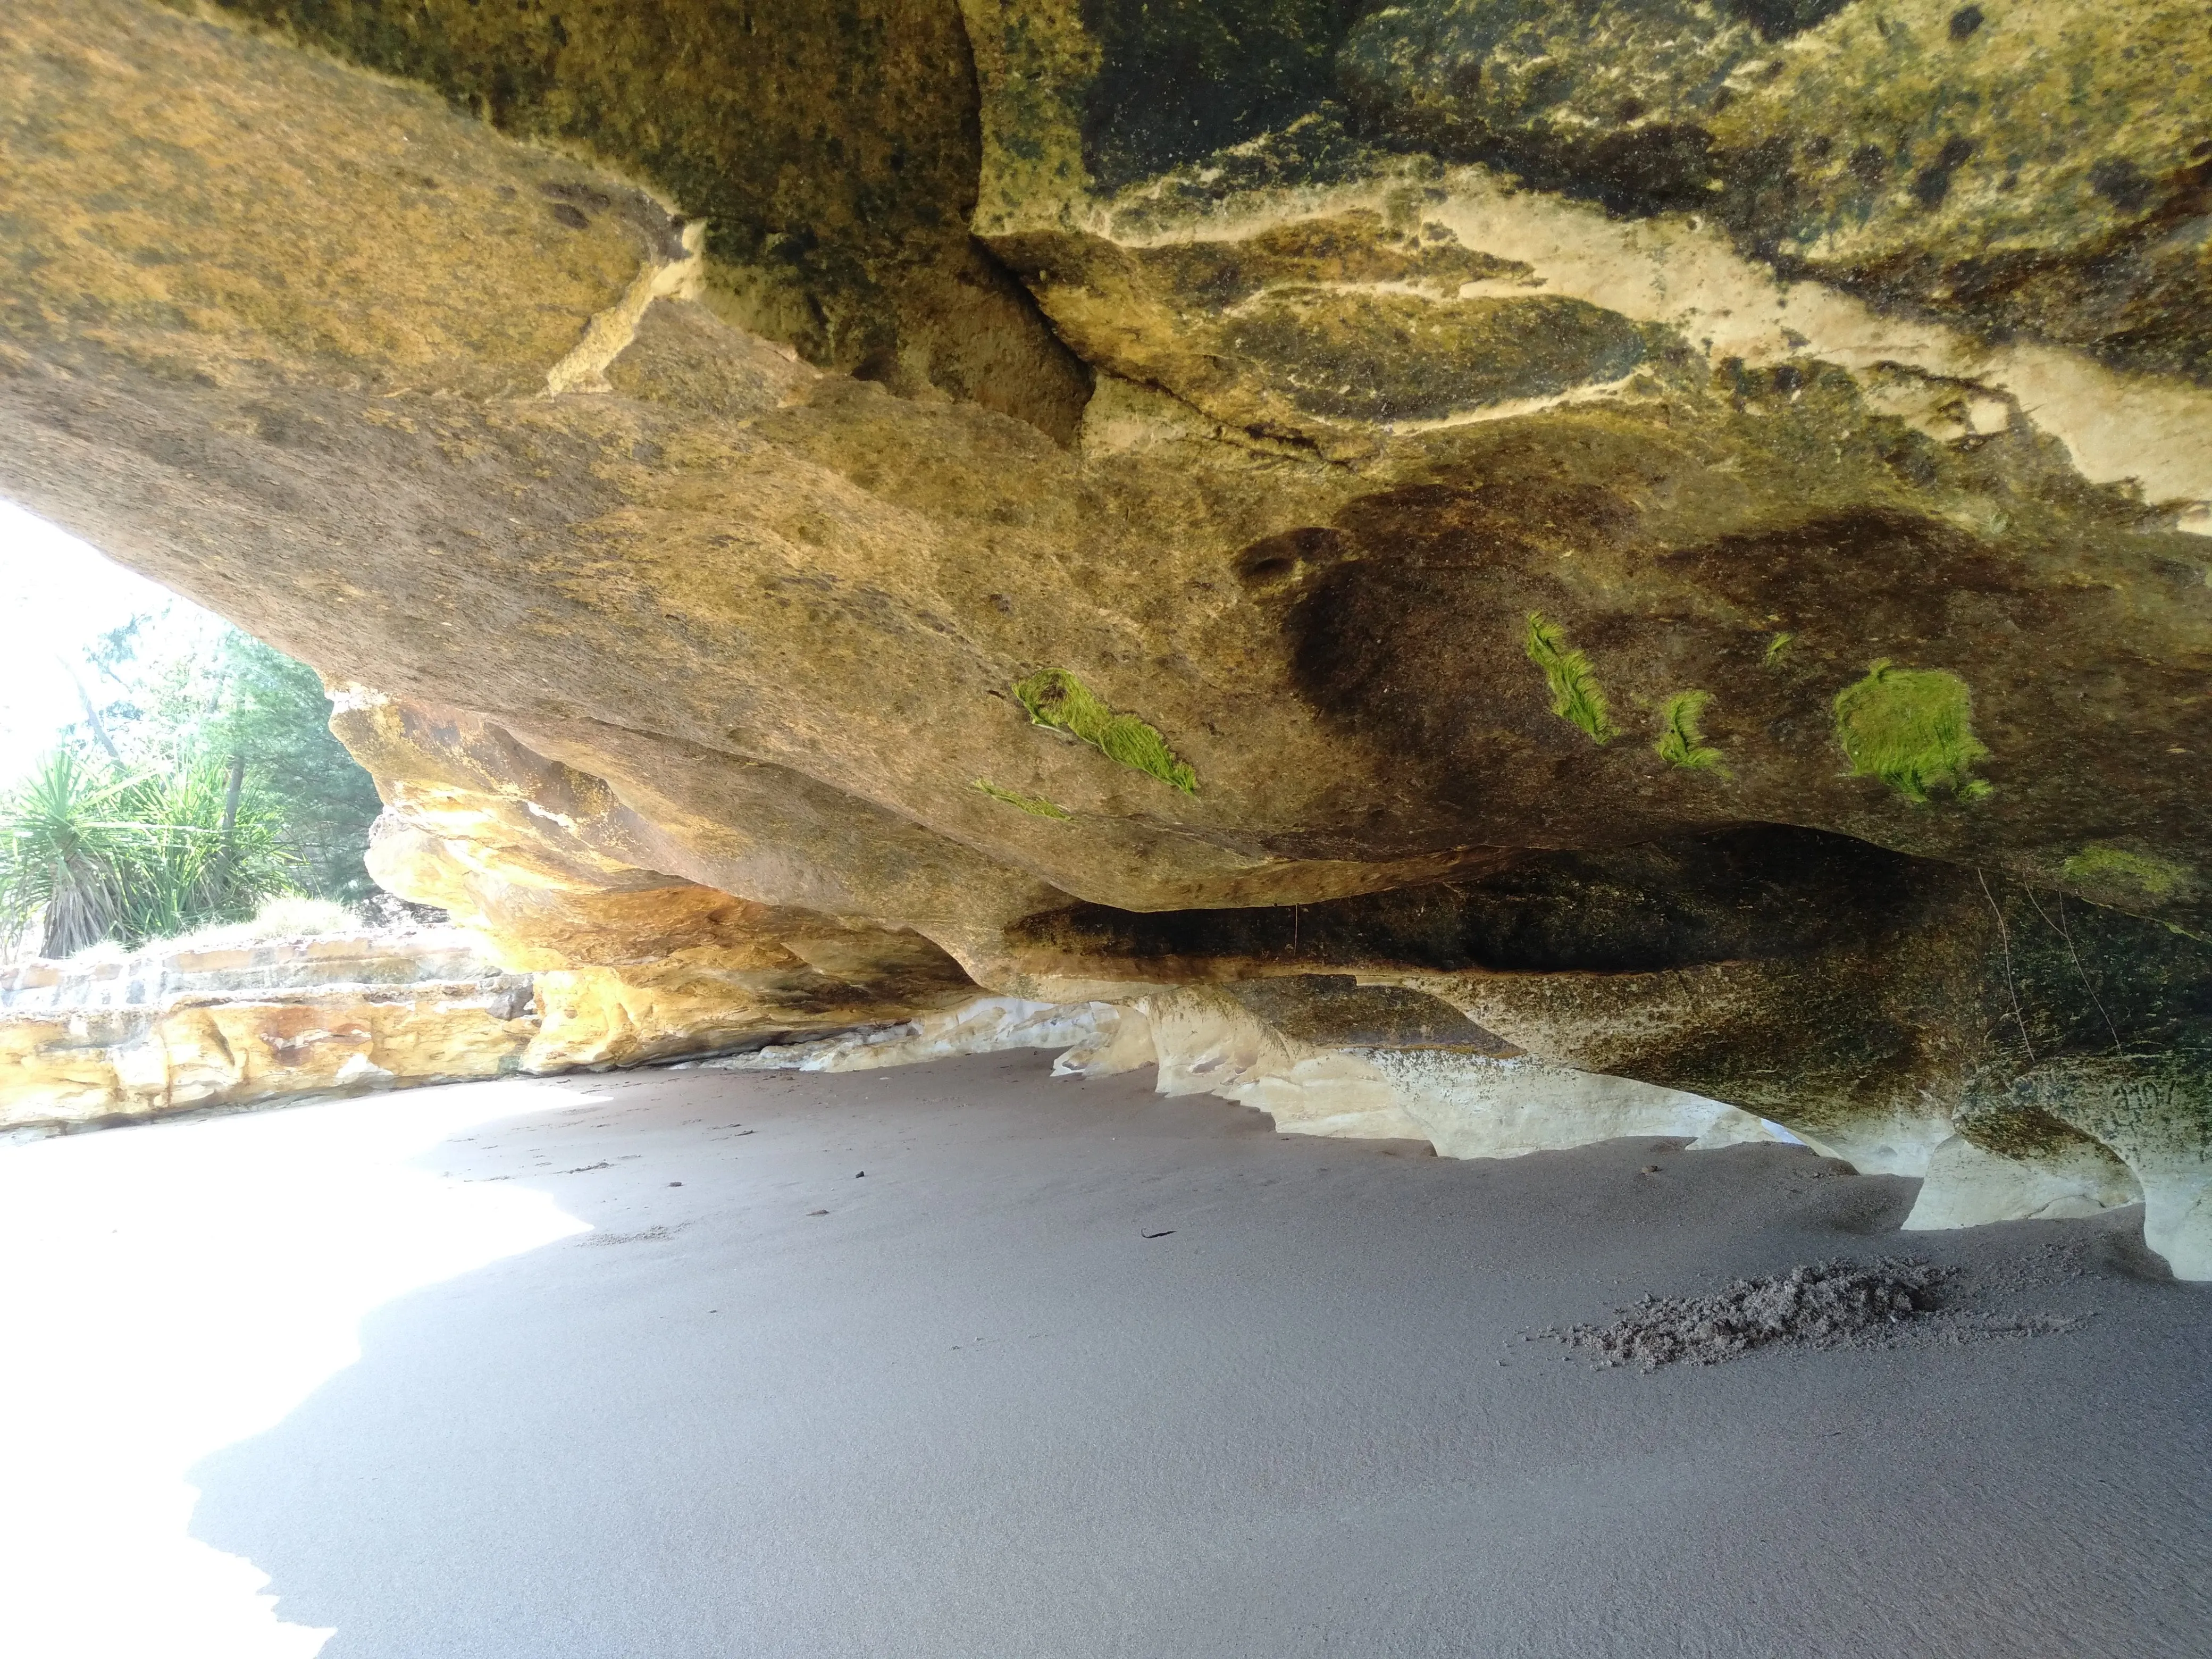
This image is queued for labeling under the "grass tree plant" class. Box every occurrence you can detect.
[0,747,297,957]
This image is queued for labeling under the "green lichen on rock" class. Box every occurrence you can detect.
[1012,669,1197,793]
[2064,844,2186,899]
[1833,660,1991,803]
[1524,613,1616,744]
[971,778,1073,821]
[1654,690,1723,772]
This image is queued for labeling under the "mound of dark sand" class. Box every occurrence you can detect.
[1548,1258,1963,1372]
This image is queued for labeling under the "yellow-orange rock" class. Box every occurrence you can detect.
[351,697,984,1068]
[1,933,535,1132]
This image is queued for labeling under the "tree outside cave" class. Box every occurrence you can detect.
[0,501,388,958]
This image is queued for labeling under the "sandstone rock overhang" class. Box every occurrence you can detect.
[2,0,2207,1272]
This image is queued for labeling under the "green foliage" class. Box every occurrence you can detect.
[197,632,386,899]
[1832,659,1991,803]
[1,752,126,959]
[1654,690,1724,771]
[1764,631,1794,666]
[2063,844,2185,899]
[971,778,1073,820]
[1523,613,1617,744]
[0,749,297,956]
[1012,668,1198,793]
[65,620,383,901]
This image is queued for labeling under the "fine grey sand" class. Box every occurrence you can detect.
[7,1052,2209,1658]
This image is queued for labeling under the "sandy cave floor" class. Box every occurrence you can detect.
[2,1051,2208,1658]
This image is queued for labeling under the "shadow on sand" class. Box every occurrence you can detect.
[188,1053,2209,1659]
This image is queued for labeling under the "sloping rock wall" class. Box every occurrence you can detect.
[1,0,2207,1269]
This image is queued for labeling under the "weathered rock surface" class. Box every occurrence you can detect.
[338,692,993,1067]
[0,931,535,1132]
[2,0,2207,1269]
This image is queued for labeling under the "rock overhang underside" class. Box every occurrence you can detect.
[2,0,2209,1273]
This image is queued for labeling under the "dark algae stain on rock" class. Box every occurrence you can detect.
[1009,826,1936,977]
[191,0,978,286]
[1321,0,2212,379]
[1224,291,1649,423]
[1338,0,1757,212]
[1078,0,1366,188]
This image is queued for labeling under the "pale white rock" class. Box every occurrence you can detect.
[718,993,2212,1290]
[1903,1134,2142,1231]
[2145,1177,2212,1281]
[1134,989,1430,1141]
[711,997,1118,1074]
[1775,1115,1956,1180]
[1361,1049,1777,1161]
[1216,1051,1431,1143]
[1051,1003,1158,1079]
[792,990,1782,1160]
[1982,1057,2212,1278]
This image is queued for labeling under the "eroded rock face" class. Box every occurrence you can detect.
[2,0,2208,1267]
[0,932,536,1130]
[338,694,982,1067]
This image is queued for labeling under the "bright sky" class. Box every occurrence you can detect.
[0,497,215,786]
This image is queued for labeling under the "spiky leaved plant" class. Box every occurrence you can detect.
[0,749,298,956]
[0,750,136,957]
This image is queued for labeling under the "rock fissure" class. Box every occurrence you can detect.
[544,220,708,397]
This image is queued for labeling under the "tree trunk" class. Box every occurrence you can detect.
[57,656,121,761]
[220,751,245,840]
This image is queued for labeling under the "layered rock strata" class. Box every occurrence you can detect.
[0,931,534,1132]
[1,0,2207,1269]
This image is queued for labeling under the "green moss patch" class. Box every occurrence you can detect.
[1832,660,1990,803]
[1655,690,1723,771]
[1012,669,1197,793]
[972,778,1073,821]
[2064,844,2185,899]
[1524,614,1617,744]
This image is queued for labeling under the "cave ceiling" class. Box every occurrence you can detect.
[4,0,2210,1268]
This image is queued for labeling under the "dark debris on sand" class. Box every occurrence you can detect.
[1541,1257,2087,1372]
